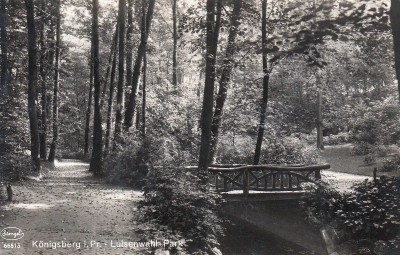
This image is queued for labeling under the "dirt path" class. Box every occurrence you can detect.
[0,159,147,255]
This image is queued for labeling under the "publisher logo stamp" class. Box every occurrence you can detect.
[1,227,24,241]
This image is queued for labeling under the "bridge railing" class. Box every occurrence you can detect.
[208,164,330,195]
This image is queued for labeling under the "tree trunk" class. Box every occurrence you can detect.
[209,0,242,163]
[84,47,94,155]
[253,0,269,165]
[141,46,147,137]
[125,0,134,101]
[39,0,47,159]
[114,0,126,146]
[89,0,104,176]
[100,24,118,108]
[0,0,8,94]
[172,0,178,87]
[48,0,61,163]
[316,91,324,149]
[124,0,155,130]
[198,0,221,175]
[0,0,9,161]
[391,0,400,102]
[105,42,117,154]
[25,0,41,171]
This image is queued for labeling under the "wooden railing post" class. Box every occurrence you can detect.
[243,168,249,197]
[315,170,321,180]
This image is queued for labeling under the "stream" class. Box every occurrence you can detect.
[220,218,316,255]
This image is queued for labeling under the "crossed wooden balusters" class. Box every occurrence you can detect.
[208,164,330,196]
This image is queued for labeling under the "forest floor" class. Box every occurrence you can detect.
[0,159,150,255]
[321,143,400,177]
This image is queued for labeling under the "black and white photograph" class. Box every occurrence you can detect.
[0,0,399,254]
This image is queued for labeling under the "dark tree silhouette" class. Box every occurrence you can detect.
[48,0,61,163]
[39,0,48,159]
[172,0,177,87]
[124,0,155,130]
[391,0,400,102]
[254,0,269,165]
[198,0,221,174]
[0,0,8,94]
[25,0,41,171]
[89,0,104,175]
[114,0,126,145]
[209,0,243,163]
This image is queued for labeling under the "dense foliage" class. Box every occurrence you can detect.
[138,167,225,254]
[303,178,400,254]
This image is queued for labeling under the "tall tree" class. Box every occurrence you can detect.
[198,0,222,174]
[141,40,147,137]
[172,0,177,87]
[114,0,126,145]
[253,0,269,165]
[25,0,41,171]
[0,0,8,93]
[84,47,94,155]
[125,0,134,99]
[48,0,61,163]
[89,0,104,175]
[391,0,400,102]
[39,0,48,159]
[105,42,117,153]
[100,24,118,108]
[209,0,243,163]
[124,0,155,130]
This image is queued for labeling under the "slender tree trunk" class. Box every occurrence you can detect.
[253,0,269,165]
[25,0,41,171]
[39,0,48,159]
[141,47,147,137]
[209,0,242,163]
[316,91,324,149]
[48,0,61,163]
[0,0,9,162]
[0,0,8,94]
[135,105,141,130]
[89,0,104,175]
[172,0,177,87]
[124,0,155,130]
[84,47,94,155]
[105,43,117,154]
[114,0,127,146]
[391,0,400,102]
[100,24,118,108]
[125,0,134,101]
[198,0,221,175]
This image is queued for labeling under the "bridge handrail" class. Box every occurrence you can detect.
[208,163,330,197]
[208,163,331,172]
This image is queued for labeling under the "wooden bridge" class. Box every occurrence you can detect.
[208,163,331,201]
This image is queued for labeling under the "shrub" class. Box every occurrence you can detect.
[381,156,400,173]
[364,155,376,165]
[104,133,196,186]
[325,132,352,145]
[352,99,400,146]
[341,178,400,240]
[138,167,225,254]
[352,142,374,156]
[303,178,400,254]
[216,134,320,165]
[260,136,320,165]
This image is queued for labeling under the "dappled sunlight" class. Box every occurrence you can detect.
[6,203,54,210]
[322,170,372,192]
[54,159,89,168]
